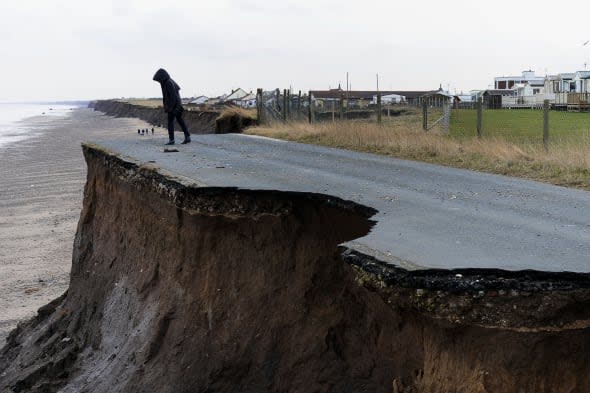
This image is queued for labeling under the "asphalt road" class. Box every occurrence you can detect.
[98,134,590,273]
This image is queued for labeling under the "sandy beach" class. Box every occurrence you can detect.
[0,108,155,344]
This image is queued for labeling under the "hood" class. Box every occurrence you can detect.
[153,68,170,83]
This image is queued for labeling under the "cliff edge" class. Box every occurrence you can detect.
[91,100,255,134]
[1,144,589,393]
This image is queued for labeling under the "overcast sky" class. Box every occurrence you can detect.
[1,0,589,101]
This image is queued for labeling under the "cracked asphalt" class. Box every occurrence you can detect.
[98,133,590,273]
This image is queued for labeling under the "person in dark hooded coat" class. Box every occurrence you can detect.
[153,68,191,145]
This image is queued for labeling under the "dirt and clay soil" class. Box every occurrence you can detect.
[91,100,255,134]
[1,144,589,393]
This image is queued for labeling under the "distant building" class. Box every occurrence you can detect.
[189,95,209,105]
[546,73,576,93]
[310,88,438,107]
[373,93,405,104]
[494,70,544,90]
[482,89,516,109]
[235,93,257,108]
[573,71,590,93]
[224,88,249,105]
[453,94,474,109]
[481,69,590,109]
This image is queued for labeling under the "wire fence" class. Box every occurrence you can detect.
[450,101,590,149]
[256,88,453,133]
[253,88,590,150]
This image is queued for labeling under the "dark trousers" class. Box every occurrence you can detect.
[167,112,190,141]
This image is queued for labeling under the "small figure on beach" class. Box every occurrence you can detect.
[137,129,140,134]
[152,68,191,145]
[151,127,154,135]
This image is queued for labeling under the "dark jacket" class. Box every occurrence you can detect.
[153,68,182,113]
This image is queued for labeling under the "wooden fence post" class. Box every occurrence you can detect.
[283,89,287,122]
[332,101,335,122]
[543,99,550,151]
[256,88,263,125]
[476,97,483,138]
[340,94,344,120]
[308,91,313,124]
[298,90,302,116]
[422,100,428,131]
[377,92,382,124]
[287,89,293,120]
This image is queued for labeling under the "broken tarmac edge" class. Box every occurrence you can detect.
[86,141,590,289]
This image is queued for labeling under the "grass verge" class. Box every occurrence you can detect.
[246,113,590,190]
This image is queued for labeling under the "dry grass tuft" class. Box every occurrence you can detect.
[246,120,590,190]
[217,106,257,121]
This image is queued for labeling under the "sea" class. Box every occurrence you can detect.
[0,103,83,148]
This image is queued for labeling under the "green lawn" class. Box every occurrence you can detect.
[450,109,590,143]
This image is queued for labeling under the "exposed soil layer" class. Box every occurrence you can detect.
[1,145,589,393]
[91,100,254,134]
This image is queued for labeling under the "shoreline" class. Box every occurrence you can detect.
[0,104,79,148]
[0,108,158,343]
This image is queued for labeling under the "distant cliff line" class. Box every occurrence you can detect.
[90,100,255,134]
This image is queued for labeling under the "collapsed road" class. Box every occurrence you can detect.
[1,142,589,392]
[99,133,590,273]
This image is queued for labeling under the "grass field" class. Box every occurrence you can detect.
[451,109,590,143]
[246,108,590,190]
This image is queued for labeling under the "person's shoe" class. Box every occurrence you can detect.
[165,140,175,145]
[181,138,191,144]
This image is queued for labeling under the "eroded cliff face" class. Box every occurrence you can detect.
[1,145,589,393]
[91,100,254,134]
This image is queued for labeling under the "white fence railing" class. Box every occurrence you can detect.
[501,95,547,108]
[500,92,590,108]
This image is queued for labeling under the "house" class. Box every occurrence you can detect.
[224,88,249,105]
[453,94,474,109]
[545,73,575,94]
[205,94,228,106]
[421,89,454,107]
[512,83,540,97]
[573,71,590,93]
[235,93,257,108]
[373,93,405,104]
[486,69,590,109]
[494,70,544,90]
[558,73,576,92]
[189,95,208,105]
[479,89,516,109]
[310,88,436,108]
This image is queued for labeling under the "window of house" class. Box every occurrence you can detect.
[533,88,540,94]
